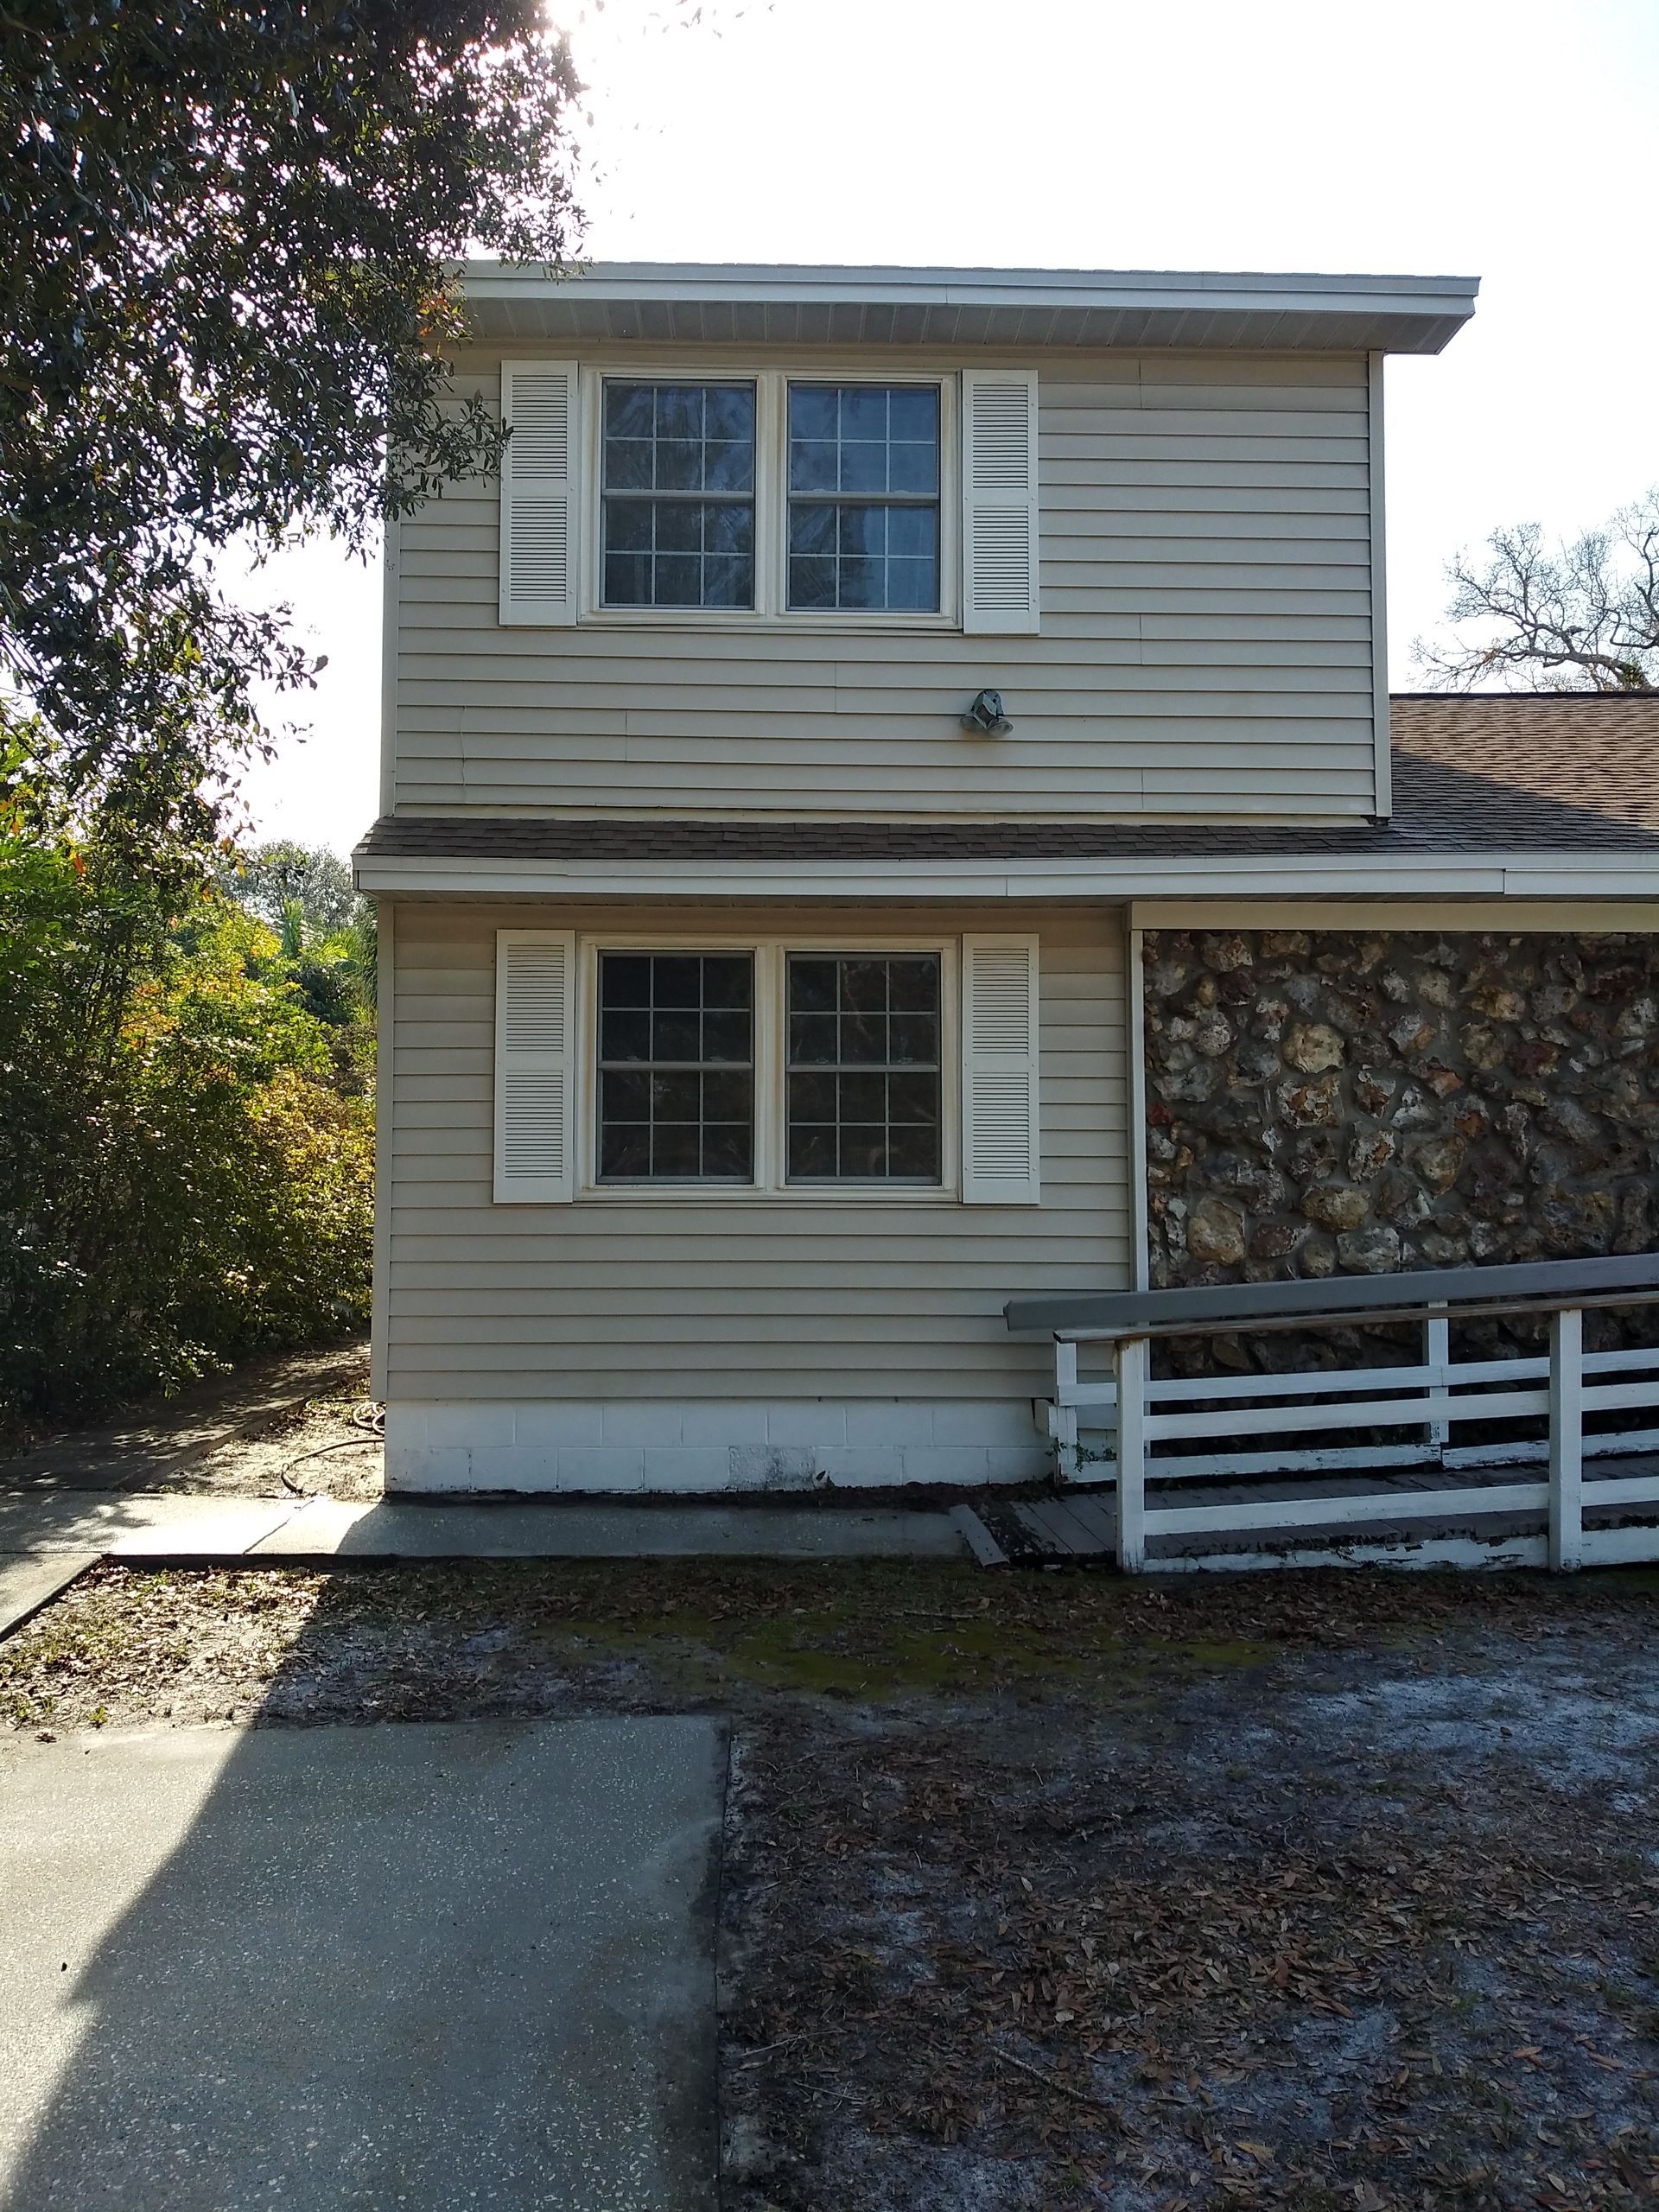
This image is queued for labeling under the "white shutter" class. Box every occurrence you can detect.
[960,934,1041,1205]
[961,371,1040,634]
[493,931,577,1202]
[499,361,580,625]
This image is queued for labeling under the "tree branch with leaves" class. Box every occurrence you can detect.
[1,0,583,847]
[1414,491,1659,692]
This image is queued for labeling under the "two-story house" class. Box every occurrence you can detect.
[353,262,1659,1494]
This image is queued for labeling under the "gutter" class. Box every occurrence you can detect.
[353,849,1659,903]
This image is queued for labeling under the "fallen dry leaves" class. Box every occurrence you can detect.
[7,1558,1659,2208]
[724,1713,1659,2207]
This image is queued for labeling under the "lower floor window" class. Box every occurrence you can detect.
[597,950,753,1181]
[588,942,949,1190]
[785,953,942,1182]
[493,927,1041,1206]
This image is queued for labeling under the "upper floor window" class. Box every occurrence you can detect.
[786,385,941,613]
[497,359,1039,633]
[601,381,756,609]
[600,374,942,620]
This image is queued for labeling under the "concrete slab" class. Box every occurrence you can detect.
[0,1491,298,1557]
[0,1554,98,1637]
[0,1487,967,1566]
[249,1496,969,1560]
[0,1717,725,2210]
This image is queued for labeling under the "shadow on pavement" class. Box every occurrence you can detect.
[0,1584,726,2212]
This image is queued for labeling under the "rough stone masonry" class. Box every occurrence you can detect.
[1143,930,1659,1305]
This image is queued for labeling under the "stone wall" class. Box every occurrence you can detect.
[1144,929,1659,1299]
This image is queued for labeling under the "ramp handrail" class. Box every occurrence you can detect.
[1002,1255,1659,1574]
[1004,1252,1659,1339]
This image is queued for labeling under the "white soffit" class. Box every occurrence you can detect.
[457,261,1481,356]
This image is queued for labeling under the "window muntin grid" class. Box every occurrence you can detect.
[601,382,756,608]
[786,385,941,613]
[785,953,942,1183]
[597,952,754,1181]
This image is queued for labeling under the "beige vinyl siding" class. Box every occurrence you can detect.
[385,900,1129,1403]
[394,346,1378,823]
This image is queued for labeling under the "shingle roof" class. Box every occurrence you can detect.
[1389,692,1659,839]
[358,815,1384,862]
[355,692,1659,866]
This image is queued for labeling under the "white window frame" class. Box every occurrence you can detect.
[574,933,961,1202]
[578,365,960,632]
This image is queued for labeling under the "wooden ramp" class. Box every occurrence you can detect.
[962,1452,1659,1572]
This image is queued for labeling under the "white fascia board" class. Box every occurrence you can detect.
[378,514,401,816]
[461,259,1478,319]
[354,850,1659,903]
[1132,898,1659,932]
[1499,861,1659,897]
[1367,354,1391,820]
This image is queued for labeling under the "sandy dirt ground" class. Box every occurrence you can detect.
[5,1556,1659,2210]
[0,1341,383,1500]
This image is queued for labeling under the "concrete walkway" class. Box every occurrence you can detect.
[0,1554,99,1638]
[0,1349,977,1637]
[0,1717,725,2210]
[0,1490,974,1632]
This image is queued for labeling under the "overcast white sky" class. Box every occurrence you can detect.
[240,0,1659,853]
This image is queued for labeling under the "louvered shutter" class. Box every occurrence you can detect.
[493,931,577,1202]
[499,361,580,625]
[960,935,1041,1205]
[961,371,1040,634]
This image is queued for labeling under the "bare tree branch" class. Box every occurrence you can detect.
[1413,492,1659,691]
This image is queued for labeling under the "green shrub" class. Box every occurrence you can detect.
[0,845,375,1424]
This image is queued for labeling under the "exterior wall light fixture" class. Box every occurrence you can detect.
[961,689,1014,735]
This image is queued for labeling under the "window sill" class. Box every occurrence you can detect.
[578,607,960,636]
[573,1183,961,1206]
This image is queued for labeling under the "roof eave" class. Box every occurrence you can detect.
[455,260,1480,356]
[353,849,1659,901]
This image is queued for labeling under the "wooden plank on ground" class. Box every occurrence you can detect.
[1064,1496,1117,1548]
[949,1504,1008,1568]
[1017,1499,1109,1556]
[1010,1503,1075,1556]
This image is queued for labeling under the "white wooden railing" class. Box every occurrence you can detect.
[1005,1256,1659,1573]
